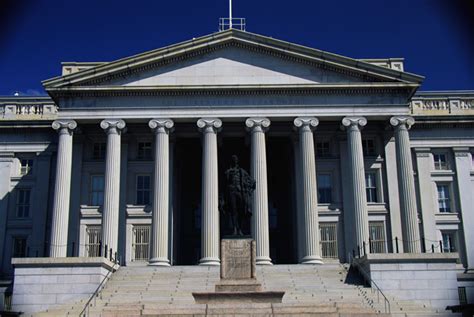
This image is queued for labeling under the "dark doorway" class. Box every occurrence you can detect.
[174,137,201,265]
[267,137,296,264]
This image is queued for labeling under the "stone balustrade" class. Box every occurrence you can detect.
[411,93,474,116]
[0,99,58,120]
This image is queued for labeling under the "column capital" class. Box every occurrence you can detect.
[100,119,126,135]
[294,117,319,132]
[52,120,77,135]
[245,117,271,133]
[149,118,174,134]
[390,116,415,130]
[341,117,367,131]
[197,118,222,133]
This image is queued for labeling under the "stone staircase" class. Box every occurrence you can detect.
[32,262,457,316]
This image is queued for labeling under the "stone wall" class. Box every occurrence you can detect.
[11,257,117,314]
[355,253,461,310]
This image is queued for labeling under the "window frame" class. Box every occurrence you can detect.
[369,221,387,253]
[317,173,332,204]
[441,232,456,253]
[365,172,378,203]
[136,174,151,205]
[137,142,152,160]
[362,138,376,157]
[436,183,452,213]
[12,236,28,258]
[16,188,31,218]
[89,174,105,206]
[433,153,449,170]
[92,142,106,160]
[19,158,34,175]
[315,141,331,158]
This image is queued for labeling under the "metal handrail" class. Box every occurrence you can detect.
[79,263,119,317]
[348,253,391,314]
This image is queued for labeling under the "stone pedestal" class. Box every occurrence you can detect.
[192,239,284,304]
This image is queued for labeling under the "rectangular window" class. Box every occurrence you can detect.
[90,175,105,206]
[433,153,449,170]
[362,139,376,156]
[317,174,332,204]
[12,237,27,258]
[320,223,338,258]
[16,189,31,218]
[442,232,456,253]
[136,175,151,205]
[365,173,378,203]
[132,225,150,261]
[137,142,152,160]
[369,222,387,253]
[92,142,106,160]
[437,184,451,212]
[86,226,101,257]
[316,142,330,157]
[20,159,34,175]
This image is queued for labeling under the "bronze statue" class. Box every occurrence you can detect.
[222,155,256,236]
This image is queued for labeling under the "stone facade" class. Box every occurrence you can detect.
[0,29,473,310]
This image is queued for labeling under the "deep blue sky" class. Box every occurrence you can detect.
[1,0,473,96]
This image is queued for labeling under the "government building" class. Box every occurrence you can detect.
[0,28,473,315]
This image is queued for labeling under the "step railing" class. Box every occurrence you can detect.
[348,253,391,314]
[79,262,119,317]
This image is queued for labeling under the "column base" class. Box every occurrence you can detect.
[300,255,324,265]
[256,256,273,265]
[199,257,220,266]
[148,257,170,266]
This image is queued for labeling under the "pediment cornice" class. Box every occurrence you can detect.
[43,29,424,91]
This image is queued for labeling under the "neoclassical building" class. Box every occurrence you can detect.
[1,29,473,306]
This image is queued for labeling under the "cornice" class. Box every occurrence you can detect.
[46,83,416,98]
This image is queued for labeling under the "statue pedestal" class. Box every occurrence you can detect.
[192,238,284,304]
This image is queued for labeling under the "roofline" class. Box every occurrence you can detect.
[414,90,474,97]
[42,29,424,88]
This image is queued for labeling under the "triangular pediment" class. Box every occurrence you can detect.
[43,29,423,92]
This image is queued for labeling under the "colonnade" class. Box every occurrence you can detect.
[48,116,421,263]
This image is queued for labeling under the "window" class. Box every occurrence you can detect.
[137,142,152,160]
[86,226,101,257]
[92,142,106,160]
[442,232,456,253]
[90,175,105,206]
[316,142,330,157]
[437,184,451,212]
[136,175,151,205]
[16,189,31,218]
[320,223,338,258]
[433,153,449,170]
[269,202,278,229]
[12,237,27,258]
[90,175,104,206]
[369,222,387,253]
[365,173,378,203]
[317,174,332,204]
[132,225,150,261]
[362,139,376,156]
[20,159,34,175]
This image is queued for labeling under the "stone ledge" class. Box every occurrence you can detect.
[355,253,459,264]
[11,257,116,271]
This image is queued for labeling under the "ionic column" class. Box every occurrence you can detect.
[197,118,222,266]
[245,118,272,265]
[148,119,174,266]
[294,117,323,264]
[100,119,126,255]
[50,120,77,257]
[342,117,370,254]
[390,116,421,253]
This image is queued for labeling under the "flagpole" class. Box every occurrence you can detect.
[229,0,233,29]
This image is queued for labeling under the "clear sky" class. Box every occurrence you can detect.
[1,0,473,96]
